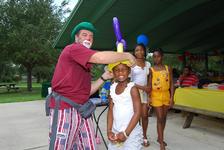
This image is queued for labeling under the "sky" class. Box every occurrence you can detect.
[54,0,78,17]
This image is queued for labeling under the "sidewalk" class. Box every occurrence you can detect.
[0,100,223,150]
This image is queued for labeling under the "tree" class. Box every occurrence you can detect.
[1,0,69,91]
[33,65,55,83]
[0,1,10,62]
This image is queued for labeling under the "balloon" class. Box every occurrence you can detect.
[113,17,122,42]
[190,55,194,61]
[117,43,123,53]
[116,39,127,50]
[120,39,127,50]
[184,51,191,57]
[113,17,127,50]
[137,34,149,46]
[178,55,184,62]
[108,17,128,72]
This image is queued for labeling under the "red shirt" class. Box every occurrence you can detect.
[179,74,198,87]
[50,43,96,109]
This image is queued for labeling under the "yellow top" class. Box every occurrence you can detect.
[151,65,170,91]
[150,65,170,106]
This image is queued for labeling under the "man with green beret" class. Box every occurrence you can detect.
[48,22,136,149]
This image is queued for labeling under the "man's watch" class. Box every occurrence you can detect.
[100,76,106,82]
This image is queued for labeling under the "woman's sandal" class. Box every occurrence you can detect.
[157,139,167,146]
[142,139,150,147]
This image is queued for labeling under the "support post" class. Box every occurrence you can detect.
[183,112,194,129]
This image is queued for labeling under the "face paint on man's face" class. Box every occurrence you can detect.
[82,40,92,48]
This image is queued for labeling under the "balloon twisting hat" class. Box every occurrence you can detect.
[71,22,96,42]
[107,38,131,71]
[108,60,130,72]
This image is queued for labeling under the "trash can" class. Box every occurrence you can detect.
[41,82,51,97]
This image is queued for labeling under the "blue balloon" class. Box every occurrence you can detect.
[137,34,149,46]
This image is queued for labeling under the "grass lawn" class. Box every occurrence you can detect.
[0,82,44,103]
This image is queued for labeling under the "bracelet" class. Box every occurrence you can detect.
[122,131,128,138]
[107,130,112,133]
[100,76,106,82]
[107,129,112,132]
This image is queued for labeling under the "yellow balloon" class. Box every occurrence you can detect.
[117,43,123,53]
[107,42,130,71]
[107,60,130,72]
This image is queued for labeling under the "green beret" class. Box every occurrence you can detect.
[71,22,96,42]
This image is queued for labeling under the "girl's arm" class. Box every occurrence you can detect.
[148,68,153,105]
[134,84,150,93]
[169,66,174,108]
[126,86,141,134]
[118,86,141,142]
[147,63,151,93]
[107,96,113,132]
[107,96,116,141]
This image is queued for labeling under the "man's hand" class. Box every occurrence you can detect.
[126,53,136,68]
[101,70,114,80]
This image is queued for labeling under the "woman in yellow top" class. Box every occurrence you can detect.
[148,48,174,150]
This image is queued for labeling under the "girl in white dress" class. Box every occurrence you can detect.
[131,43,151,147]
[107,62,142,150]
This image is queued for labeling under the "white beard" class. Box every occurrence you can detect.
[82,40,92,48]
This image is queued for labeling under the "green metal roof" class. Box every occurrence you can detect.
[53,0,224,55]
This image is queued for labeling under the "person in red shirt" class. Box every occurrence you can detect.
[48,22,136,150]
[177,66,198,87]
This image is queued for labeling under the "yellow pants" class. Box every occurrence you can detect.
[150,90,170,107]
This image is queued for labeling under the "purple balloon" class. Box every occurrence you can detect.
[120,39,127,50]
[113,17,122,42]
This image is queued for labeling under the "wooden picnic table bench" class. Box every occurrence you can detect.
[174,87,224,128]
[0,83,19,92]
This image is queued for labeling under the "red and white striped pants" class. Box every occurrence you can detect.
[49,108,96,150]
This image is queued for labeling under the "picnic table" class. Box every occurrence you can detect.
[0,83,19,92]
[174,87,224,128]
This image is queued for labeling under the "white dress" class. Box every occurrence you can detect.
[131,61,151,103]
[108,82,142,150]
